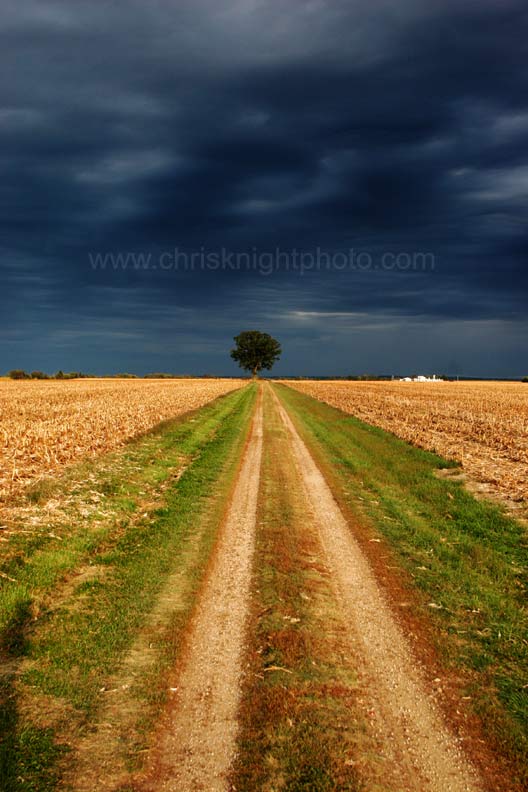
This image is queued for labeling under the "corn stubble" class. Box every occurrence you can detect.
[286,380,528,505]
[0,378,244,502]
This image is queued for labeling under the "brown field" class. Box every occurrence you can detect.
[0,378,245,502]
[285,380,528,507]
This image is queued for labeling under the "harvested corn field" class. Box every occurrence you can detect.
[0,378,244,502]
[285,380,528,506]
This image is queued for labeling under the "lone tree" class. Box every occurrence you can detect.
[230,330,281,378]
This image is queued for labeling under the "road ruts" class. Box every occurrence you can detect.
[271,384,483,792]
[140,387,263,792]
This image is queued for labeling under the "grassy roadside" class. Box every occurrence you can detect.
[231,386,379,792]
[0,384,255,791]
[274,383,527,789]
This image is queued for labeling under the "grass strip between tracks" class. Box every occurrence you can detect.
[231,385,369,791]
[0,383,255,792]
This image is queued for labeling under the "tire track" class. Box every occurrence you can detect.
[271,385,483,792]
[140,388,263,792]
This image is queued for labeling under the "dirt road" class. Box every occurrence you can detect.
[138,383,483,791]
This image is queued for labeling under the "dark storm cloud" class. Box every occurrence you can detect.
[1,0,527,375]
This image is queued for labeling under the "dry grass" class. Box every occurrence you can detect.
[0,378,245,502]
[285,380,528,506]
[230,385,364,791]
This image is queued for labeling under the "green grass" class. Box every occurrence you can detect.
[275,382,528,788]
[0,388,248,651]
[0,384,255,791]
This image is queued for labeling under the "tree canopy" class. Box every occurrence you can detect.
[230,330,281,377]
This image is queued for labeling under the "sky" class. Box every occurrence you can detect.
[1,0,527,377]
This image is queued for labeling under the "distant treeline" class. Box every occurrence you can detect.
[5,370,233,380]
[6,370,528,382]
[275,375,399,381]
[277,374,393,381]
[278,374,528,382]
[7,370,94,380]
